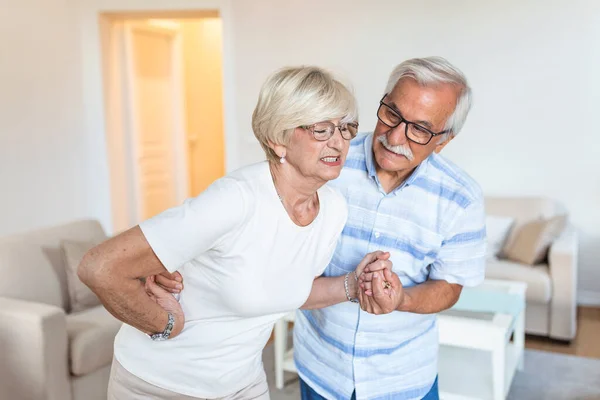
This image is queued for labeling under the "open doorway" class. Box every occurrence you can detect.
[100,11,225,233]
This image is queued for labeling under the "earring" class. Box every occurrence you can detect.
[280,155,286,164]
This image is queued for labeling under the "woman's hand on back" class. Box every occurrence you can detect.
[155,271,184,294]
[145,276,185,338]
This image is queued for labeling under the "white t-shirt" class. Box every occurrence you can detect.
[113,161,348,398]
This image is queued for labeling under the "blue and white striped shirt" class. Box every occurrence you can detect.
[293,133,486,400]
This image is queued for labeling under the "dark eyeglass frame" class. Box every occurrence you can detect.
[377,94,451,145]
[300,121,359,141]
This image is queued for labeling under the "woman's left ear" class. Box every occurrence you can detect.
[267,140,287,160]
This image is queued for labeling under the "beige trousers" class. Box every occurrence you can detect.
[107,358,270,400]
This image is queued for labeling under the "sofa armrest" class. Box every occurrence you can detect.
[547,224,579,340]
[0,297,71,400]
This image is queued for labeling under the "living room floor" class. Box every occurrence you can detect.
[525,306,600,359]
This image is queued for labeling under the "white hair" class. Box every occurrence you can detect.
[252,66,359,162]
[384,56,472,142]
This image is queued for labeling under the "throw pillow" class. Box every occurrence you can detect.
[502,215,567,265]
[61,239,103,313]
[485,215,515,261]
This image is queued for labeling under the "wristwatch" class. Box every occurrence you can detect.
[149,312,175,341]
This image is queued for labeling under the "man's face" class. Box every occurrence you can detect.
[372,78,460,174]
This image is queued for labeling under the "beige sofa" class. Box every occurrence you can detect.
[484,197,578,341]
[0,220,121,400]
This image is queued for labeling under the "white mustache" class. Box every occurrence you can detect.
[377,134,414,161]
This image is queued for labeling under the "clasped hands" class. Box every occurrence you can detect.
[353,251,404,315]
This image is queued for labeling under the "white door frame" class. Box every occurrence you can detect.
[76,0,237,234]
[122,21,188,224]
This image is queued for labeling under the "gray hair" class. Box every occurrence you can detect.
[252,66,359,162]
[384,56,472,141]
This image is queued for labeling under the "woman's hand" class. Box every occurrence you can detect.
[144,275,185,338]
[355,251,391,276]
[155,271,184,294]
[351,251,392,300]
[358,267,405,315]
[357,254,395,296]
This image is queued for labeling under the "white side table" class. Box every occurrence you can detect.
[273,311,297,389]
[438,279,527,400]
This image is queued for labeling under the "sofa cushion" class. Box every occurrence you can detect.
[61,240,103,313]
[485,215,515,261]
[502,215,567,265]
[485,259,552,303]
[66,305,122,376]
[485,197,565,257]
[0,220,107,311]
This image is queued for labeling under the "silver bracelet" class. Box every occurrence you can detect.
[149,312,174,341]
[344,272,359,303]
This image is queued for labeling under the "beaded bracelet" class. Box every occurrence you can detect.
[344,271,359,303]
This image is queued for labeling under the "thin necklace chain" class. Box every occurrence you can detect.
[272,173,319,227]
[270,165,317,224]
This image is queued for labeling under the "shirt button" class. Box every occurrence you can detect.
[374,232,381,239]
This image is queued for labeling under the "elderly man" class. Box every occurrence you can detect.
[293,57,486,400]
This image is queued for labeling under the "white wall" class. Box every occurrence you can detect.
[0,1,92,235]
[229,0,600,300]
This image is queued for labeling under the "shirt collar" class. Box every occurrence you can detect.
[363,133,378,180]
[363,132,430,194]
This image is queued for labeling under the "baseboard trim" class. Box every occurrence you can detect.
[578,290,600,307]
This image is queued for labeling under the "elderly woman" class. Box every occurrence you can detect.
[78,66,388,400]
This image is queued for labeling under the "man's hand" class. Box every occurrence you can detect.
[144,275,185,338]
[155,271,184,294]
[358,264,405,314]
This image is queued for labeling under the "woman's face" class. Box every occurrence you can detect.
[284,118,352,185]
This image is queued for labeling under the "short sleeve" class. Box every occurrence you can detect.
[429,198,487,287]
[139,177,248,273]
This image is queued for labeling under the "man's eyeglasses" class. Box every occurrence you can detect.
[377,94,450,145]
[300,121,359,141]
